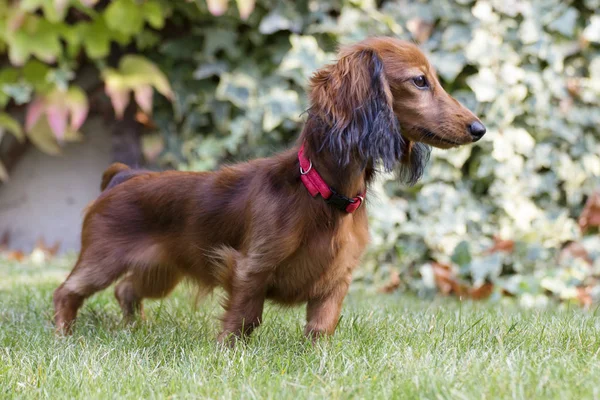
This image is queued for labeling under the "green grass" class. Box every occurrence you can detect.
[1,257,600,399]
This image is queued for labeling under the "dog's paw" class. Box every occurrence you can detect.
[217,331,240,348]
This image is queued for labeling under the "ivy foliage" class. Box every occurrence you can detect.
[0,0,599,304]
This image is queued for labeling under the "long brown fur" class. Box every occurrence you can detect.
[53,37,485,344]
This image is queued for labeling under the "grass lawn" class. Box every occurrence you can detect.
[1,257,600,399]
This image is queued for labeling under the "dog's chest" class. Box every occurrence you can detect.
[266,216,369,303]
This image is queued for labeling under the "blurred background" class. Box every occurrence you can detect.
[0,0,598,306]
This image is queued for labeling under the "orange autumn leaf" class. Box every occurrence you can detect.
[378,270,401,293]
[432,262,468,297]
[135,111,157,129]
[469,283,494,300]
[6,250,25,262]
[484,236,515,255]
[579,191,600,233]
[576,287,593,308]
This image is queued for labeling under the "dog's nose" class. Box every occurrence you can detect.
[468,121,486,141]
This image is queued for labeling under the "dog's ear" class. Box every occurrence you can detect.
[308,49,403,172]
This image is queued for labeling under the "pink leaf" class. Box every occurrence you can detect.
[134,85,153,114]
[106,86,130,119]
[46,104,68,141]
[206,0,228,16]
[66,88,89,131]
[236,0,255,20]
[70,104,88,132]
[25,97,46,132]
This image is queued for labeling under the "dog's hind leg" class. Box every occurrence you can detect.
[53,251,128,334]
[114,265,182,322]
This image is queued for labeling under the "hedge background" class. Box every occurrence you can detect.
[0,0,599,306]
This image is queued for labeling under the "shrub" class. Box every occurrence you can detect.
[0,0,599,304]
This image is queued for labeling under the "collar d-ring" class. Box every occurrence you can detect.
[300,159,312,175]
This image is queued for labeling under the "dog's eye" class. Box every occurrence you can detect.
[412,75,429,89]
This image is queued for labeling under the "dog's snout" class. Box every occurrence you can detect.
[468,121,486,141]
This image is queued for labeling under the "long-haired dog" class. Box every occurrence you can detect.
[54,37,486,343]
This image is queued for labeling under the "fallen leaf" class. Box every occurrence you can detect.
[432,262,468,296]
[576,286,593,308]
[5,250,25,262]
[378,270,401,293]
[579,191,600,233]
[469,283,494,300]
[484,236,515,255]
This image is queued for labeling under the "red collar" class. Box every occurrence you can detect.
[298,144,365,213]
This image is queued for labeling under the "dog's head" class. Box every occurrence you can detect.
[307,37,485,184]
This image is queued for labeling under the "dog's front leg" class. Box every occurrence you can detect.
[218,265,269,346]
[304,278,351,340]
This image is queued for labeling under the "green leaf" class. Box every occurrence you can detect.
[19,0,45,12]
[429,52,466,82]
[202,28,240,59]
[119,55,173,99]
[22,60,49,84]
[26,117,62,155]
[27,20,62,64]
[451,241,472,268]
[3,82,33,105]
[583,15,600,43]
[279,35,330,86]
[216,72,257,109]
[466,68,498,102]
[547,7,578,37]
[142,1,165,29]
[8,31,33,66]
[261,87,300,132]
[104,0,144,36]
[78,18,111,59]
[56,23,82,58]
[259,6,302,34]
[42,0,69,22]
[0,113,24,142]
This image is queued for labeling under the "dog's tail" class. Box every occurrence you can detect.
[100,162,130,191]
[83,163,133,217]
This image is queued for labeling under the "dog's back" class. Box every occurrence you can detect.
[101,163,153,191]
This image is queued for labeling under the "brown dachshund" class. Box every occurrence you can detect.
[53,37,486,343]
